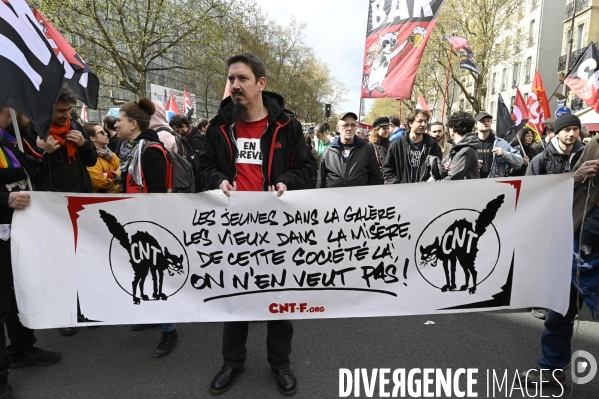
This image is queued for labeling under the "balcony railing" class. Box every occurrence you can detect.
[571,97,586,112]
[566,0,589,18]
[558,43,599,72]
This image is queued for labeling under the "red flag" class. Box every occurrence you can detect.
[183,88,193,114]
[165,93,181,114]
[33,8,99,109]
[526,72,550,137]
[512,88,529,126]
[81,104,88,123]
[223,82,231,100]
[563,42,599,113]
[361,0,445,99]
[417,92,430,111]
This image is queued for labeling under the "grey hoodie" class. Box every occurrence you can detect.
[443,133,480,180]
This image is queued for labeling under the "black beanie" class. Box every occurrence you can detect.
[553,113,581,135]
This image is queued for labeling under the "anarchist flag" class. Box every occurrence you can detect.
[443,35,480,75]
[526,71,550,139]
[564,42,599,113]
[361,0,445,99]
[496,93,524,143]
[0,0,64,138]
[417,92,430,111]
[33,9,99,110]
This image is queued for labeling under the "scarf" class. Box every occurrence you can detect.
[0,127,21,168]
[96,145,114,162]
[49,123,78,164]
[119,139,145,187]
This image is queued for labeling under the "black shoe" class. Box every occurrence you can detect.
[273,368,297,396]
[153,330,178,358]
[531,309,548,319]
[9,347,61,369]
[58,327,77,336]
[209,366,245,395]
[131,324,160,331]
[0,381,13,399]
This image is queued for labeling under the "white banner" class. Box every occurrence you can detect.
[12,175,573,329]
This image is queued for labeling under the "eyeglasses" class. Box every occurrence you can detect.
[338,122,357,129]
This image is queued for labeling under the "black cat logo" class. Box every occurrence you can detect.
[416,195,504,294]
[100,210,188,305]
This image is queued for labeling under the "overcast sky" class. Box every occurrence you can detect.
[252,0,373,115]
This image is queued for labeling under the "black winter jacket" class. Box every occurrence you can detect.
[526,138,585,176]
[199,92,314,191]
[37,118,97,192]
[319,137,383,188]
[383,133,442,183]
[185,127,206,191]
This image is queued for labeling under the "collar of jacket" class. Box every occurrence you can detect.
[331,136,365,151]
[573,136,599,231]
[215,91,288,126]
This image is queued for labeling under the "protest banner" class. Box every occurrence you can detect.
[12,175,572,329]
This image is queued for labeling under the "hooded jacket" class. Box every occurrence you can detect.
[150,100,176,153]
[442,133,480,180]
[383,132,442,184]
[199,91,314,191]
[319,136,383,188]
[486,134,523,178]
[526,136,585,176]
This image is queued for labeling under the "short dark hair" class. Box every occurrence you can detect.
[431,121,444,128]
[169,114,190,129]
[389,116,400,126]
[226,53,266,82]
[103,115,117,130]
[57,85,77,105]
[314,123,328,133]
[197,118,209,130]
[545,124,554,133]
[447,111,475,135]
[517,127,535,142]
[83,122,101,137]
[406,109,430,125]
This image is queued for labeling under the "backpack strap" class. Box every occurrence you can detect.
[145,142,173,192]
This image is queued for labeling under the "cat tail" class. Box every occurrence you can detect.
[99,210,130,251]
[474,195,505,236]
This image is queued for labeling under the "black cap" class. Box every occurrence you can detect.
[338,111,358,121]
[373,117,390,128]
[553,113,581,135]
[475,112,493,122]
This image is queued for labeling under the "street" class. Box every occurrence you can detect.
[8,309,599,398]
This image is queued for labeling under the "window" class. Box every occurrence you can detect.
[492,72,497,94]
[524,93,529,102]
[515,29,522,54]
[501,68,507,91]
[525,57,532,82]
[510,96,515,113]
[529,19,535,47]
[576,23,584,50]
[460,99,465,111]
[564,29,572,54]
[512,63,520,87]
[490,101,495,113]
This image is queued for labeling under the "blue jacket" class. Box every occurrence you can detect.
[488,135,523,178]
[389,127,404,143]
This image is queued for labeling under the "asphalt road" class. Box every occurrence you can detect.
[7,309,599,399]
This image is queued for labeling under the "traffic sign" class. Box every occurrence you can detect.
[555,107,572,118]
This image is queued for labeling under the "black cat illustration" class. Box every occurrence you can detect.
[420,195,504,294]
[100,210,185,305]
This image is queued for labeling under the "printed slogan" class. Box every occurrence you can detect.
[11,175,573,329]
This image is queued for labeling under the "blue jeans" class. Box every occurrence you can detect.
[161,323,175,333]
[538,284,582,370]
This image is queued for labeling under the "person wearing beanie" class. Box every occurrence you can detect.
[526,113,584,176]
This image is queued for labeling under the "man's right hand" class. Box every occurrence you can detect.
[8,192,31,210]
[36,136,61,154]
[574,160,599,187]
[220,180,237,197]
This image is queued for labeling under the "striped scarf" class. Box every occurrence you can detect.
[0,127,21,168]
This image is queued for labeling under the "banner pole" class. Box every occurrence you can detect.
[442,44,453,121]
[398,100,402,122]
[9,108,33,191]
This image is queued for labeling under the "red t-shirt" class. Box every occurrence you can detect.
[235,116,267,191]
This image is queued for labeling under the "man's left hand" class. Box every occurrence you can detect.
[268,182,287,197]
[492,147,505,157]
[66,130,86,147]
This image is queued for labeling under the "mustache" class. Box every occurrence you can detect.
[231,89,244,96]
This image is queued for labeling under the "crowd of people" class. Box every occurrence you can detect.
[1,52,599,397]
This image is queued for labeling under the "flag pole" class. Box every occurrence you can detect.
[9,108,33,191]
[442,44,453,121]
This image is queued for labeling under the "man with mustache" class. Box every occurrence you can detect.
[199,53,313,396]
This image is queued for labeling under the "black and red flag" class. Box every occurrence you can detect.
[34,8,99,109]
[563,42,599,113]
[443,35,480,75]
[361,0,445,99]
[0,0,64,137]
